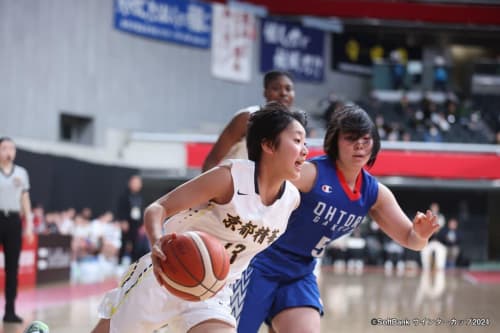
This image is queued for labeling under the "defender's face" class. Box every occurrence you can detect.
[337,133,373,168]
[264,76,295,108]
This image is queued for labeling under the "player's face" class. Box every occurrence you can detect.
[337,132,373,168]
[264,76,295,108]
[0,140,16,164]
[273,120,308,180]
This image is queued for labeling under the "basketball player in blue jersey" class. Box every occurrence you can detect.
[235,104,440,333]
[91,103,308,333]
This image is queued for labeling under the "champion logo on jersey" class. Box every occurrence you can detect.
[321,185,333,193]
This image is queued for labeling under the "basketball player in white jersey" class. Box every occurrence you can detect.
[91,103,308,333]
[202,71,295,171]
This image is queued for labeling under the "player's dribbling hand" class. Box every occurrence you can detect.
[413,209,440,240]
[151,233,176,285]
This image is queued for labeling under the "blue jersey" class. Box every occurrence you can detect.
[251,155,379,279]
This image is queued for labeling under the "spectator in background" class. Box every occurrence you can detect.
[325,235,349,273]
[423,125,443,143]
[58,207,76,235]
[345,228,366,275]
[401,131,412,142]
[433,56,449,91]
[437,217,462,268]
[117,175,145,264]
[420,202,447,271]
[88,211,115,256]
[71,214,92,261]
[0,137,34,323]
[43,211,61,234]
[445,99,458,125]
[362,220,384,266]
[383,231,406,276]
[322,93,344,126]
[390,50,406,90]
[494,131,500,144]
[421,97,437,123]
[375,114,387,140]
[80,207,93,221]
[32,202,45,234]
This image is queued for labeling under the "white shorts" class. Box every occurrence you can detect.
[97,253,236,333]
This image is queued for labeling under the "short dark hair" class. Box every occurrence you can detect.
[323,104,380,168]
[0,137,13,145]
[263,71,294,89]
[247,102,307,162]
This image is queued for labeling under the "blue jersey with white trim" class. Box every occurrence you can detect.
[251,155,379,279]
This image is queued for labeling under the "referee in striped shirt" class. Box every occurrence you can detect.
[0,137,34,323]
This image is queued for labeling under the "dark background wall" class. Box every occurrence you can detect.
[390,187,494,262]
[17,149,138,216]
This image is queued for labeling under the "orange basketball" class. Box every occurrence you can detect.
[157,231,230,301]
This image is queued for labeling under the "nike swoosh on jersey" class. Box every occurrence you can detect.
[237,190,248,195]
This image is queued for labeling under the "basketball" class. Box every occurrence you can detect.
[157,231,230,301]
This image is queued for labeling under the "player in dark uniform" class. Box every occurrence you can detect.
[235,105,440,333]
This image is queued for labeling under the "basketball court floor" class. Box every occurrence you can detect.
[1,267,499,333]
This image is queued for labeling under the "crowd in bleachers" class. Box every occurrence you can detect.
[317,92,500,145]
[32,204,134,282]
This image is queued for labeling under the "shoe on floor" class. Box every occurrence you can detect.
[3,313,23,323]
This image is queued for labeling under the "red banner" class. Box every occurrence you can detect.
[186,143,500,180]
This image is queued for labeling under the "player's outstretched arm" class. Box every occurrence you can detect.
[369,183,440,251]
[202,112,250,172]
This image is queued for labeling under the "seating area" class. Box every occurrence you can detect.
[320,93,500,144]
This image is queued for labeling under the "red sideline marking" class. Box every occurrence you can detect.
[464,271,500,284]
[0,278,118,312]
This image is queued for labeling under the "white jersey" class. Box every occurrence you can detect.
[222,105,260,161]
[164,159,299,284]
[97,159,300,333]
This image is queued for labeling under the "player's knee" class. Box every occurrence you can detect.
[272,309,320,333]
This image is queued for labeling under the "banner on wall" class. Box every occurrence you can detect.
[211,4,256,83]
[260,18,325,83]
[332,32,422,76]
[114,0,212,48]
[36,234,72,285]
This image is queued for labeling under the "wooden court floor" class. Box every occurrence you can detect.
[1,267,499,333]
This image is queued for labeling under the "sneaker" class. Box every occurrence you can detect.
[24,320,50,333]
[3,313,23,323]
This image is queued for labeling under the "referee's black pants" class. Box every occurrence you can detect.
[0,212,22,315]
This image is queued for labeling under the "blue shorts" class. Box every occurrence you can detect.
[234,266,323,333]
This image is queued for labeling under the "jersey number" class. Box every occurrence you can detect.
[224,243,246,264]
[312,236,332,258]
